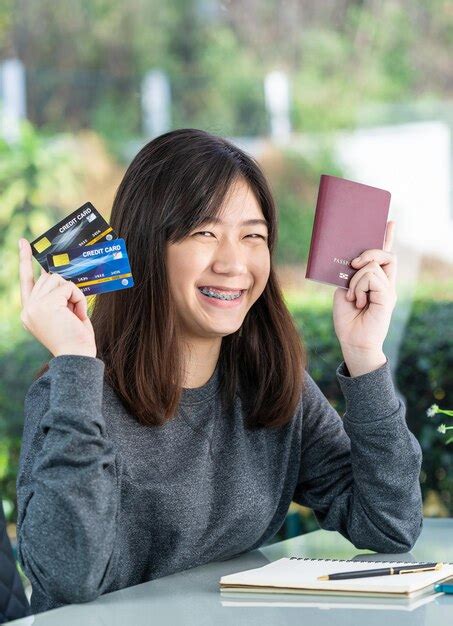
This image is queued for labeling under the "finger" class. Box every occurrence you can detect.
[32,271,66,298]
[44,281,88,319]
[73,297,88,321]
[347,261,387,298]
[352,271,391,309]
[65,283,88,321]
[383,220,395,252]
[19,239,35,307]
[351,249,397,285]
[29,270,54,299]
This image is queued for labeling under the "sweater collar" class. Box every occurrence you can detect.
[179,361,221,405]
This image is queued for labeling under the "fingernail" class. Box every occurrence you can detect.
[354,256,361,263]
[18,239,23,250]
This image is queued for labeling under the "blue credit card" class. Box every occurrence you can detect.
[47,238,134,296]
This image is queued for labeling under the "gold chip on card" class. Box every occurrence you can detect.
[52,253,70,267]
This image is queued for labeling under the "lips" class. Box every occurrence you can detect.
[197,285,247,292]
[196,286,246,308]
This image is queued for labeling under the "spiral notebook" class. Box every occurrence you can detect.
[219,558,453,599]
[220,591,441,611]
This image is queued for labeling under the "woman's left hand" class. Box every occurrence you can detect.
[333,221,397,356]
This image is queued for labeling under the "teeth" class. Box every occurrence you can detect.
[199,287,242,301]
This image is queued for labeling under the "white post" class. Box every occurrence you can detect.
[264,70,291,141]
[141,69,171,138]
[0,58,26,142]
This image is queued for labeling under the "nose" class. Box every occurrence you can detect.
[211,236,248,277]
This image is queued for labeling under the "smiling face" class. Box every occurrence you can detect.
[166,178,271,342]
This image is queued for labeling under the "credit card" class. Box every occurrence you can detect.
[30,202,118,271]
[47,238,134,296]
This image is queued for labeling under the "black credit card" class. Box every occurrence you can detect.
[30,202,118,271]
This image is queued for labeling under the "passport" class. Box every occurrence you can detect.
[47,238,134,296]
[305,174,391,289]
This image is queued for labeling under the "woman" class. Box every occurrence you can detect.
[16,129,422,614]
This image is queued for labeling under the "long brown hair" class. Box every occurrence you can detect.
[47,129,308,428]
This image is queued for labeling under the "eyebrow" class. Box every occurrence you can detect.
[201,217,269,228]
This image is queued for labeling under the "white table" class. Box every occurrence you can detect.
[10,518,453,625]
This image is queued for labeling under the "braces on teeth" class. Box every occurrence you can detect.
[199,287,242,301]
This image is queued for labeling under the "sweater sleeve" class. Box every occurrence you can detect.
[16,355,121,606]
[293,357,423,552]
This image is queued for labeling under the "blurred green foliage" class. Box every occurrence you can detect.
[280,297,453,538]
[293,299,453,518]
[1,300,451,524]
[265,144,344,264]
[0,340,49,516]
[0,122,79,349]
[0,121,79,522]
[0,0,452,538]
[1,1,451,142]
[396,301,453,509]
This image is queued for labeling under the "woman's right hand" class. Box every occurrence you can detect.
[19,238,97,358]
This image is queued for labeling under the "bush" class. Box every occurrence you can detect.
[260,145,344,265]
[291,298,453,519]
[0,340,49,520]
[1,300,451,527]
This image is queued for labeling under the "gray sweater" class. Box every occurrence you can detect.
[17,355,423,614]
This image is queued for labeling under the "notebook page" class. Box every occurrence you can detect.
[220,558,453,594]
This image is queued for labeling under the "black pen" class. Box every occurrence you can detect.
[318,562,443,581]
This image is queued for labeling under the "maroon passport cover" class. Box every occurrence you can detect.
[305,174,391,289]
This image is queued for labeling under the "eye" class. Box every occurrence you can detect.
[193,231,215,238]
[245,234,267,240]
